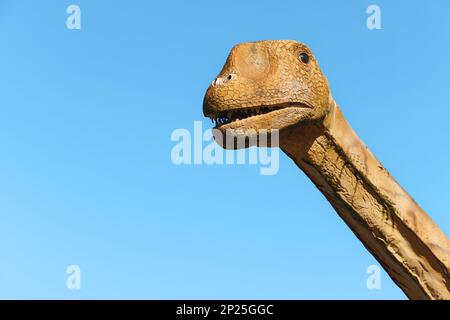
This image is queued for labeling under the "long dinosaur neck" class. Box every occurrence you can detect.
[279,100,450,299]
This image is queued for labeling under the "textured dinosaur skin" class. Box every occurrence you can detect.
[203,40,450,299]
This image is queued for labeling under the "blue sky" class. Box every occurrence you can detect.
[0,0,449,299]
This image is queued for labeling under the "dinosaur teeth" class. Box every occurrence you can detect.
[210,105,282,126]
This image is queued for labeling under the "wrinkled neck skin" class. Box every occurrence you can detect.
[279,98,450,300]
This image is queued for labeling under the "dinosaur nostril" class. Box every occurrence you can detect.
[223,74,235,84]
[212,74,235,86]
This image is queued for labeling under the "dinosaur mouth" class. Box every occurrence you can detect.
[207,103,308,127]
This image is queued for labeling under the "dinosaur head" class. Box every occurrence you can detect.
[203,40,331,148]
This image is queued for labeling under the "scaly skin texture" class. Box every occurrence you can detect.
[203,40,450,299]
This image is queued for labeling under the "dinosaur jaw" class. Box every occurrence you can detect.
[206,103,313,149]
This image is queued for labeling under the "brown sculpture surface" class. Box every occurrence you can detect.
[203,40,450,299]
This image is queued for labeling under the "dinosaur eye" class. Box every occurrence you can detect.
[299,52,309,64]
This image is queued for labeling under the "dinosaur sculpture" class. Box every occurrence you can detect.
[202,40,450,299]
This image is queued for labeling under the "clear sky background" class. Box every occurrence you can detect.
[0,0,449,299]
